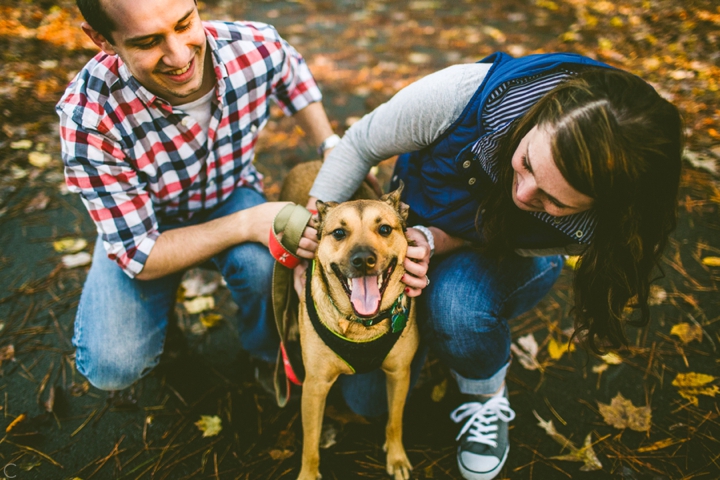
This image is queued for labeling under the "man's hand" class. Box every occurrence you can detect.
[402,227,432,297]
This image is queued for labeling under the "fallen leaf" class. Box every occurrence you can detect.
[53,238,88,253]
[533,411,603,471]
[181,270,220,298]
[592,364,608,374]
[319,422,338,449]
[701,256,720,267]
[597,393,652,432]
[62,252,92,268]
[565,255,580,269]
[600,352,622,365]
[199,313,223,329]
[648,285,667,305]
[269,449,294,460]
[670,323,703,344]
[183,295,215,314]
[672,373,718,406]
[6,413,27,433]
[24,192,50,213]
[10,139,32,149]
[637,437,688,452]
[684,150,719,175]
[28,151,52,168]
[69,381,89,397]
[510,334,541,370]
[195,415,222,437]
[0,344,16,363]
[547,338,575,360]
[431,378,447,402]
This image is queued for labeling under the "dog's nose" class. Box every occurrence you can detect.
[351,250,376,271]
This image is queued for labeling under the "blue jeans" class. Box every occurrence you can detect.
[72,187,278,391]
[339,248,563,416]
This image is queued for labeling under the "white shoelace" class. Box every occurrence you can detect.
[450,394,516,447]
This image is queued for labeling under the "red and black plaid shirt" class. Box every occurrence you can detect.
[57,21,322,277]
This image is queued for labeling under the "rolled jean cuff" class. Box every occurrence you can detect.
[451,361,509,396]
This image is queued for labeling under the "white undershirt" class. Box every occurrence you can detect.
[176,88,215,137]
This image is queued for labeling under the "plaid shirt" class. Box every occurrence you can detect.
[57,21,322,278]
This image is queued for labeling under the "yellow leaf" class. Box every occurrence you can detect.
[10,139,32,149]
[597,393,652,432]
[610,16,624,27]
[600,352,622,365]
[598,38,613,50]
[536,0,559,11]
[200,313,223,328]
[592,363,608,374]
[183,295,215,314]
[677,386,719,406]
[195,415,222,437]
[269,449,294,460]
[670,323,702,344]
[53,238,88,253]
[672,372,716,388]
[565,255,580,269]
[637,437,687,452]
[701,256,720,267]
[548,338,575,360]
[28,151,52,168]
[431,378,447,402]
[533,411,603,471]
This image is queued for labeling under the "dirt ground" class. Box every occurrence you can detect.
[0,0,719,479]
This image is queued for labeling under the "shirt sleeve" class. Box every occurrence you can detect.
[58,110,159,278]
[269,32,323,115]
[309,63,492,202]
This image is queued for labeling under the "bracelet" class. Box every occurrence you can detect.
[317,134,341,157]
[412,225,435,258]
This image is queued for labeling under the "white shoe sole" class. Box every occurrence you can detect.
[457,445,509,480]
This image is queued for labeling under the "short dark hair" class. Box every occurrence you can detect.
[76,0,116,44]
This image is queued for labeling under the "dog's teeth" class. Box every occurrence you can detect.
[378,274,383,289]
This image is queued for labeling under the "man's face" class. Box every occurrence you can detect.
[96,0,211,105]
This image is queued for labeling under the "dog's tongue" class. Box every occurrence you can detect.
[350,276,381,316]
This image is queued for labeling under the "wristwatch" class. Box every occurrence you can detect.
[412,225,435,258]
[317,134,341,157]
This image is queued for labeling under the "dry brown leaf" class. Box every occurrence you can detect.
[533,411,603,471]
[597,393,652,432]
[269,449,294,460]
[670,323,703,344]
[0,344,15,364]
[637,437,688,453]
[431,378,447,402]
[510,334,541,371]
[195,415,222,437]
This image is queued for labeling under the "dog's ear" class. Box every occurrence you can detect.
[315,200,338,239]
[380,181,408,226]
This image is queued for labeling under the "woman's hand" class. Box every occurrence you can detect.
[402,227,432,297]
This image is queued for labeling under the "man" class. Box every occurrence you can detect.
[57,0,334,391]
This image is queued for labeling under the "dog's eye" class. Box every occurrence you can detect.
[332,228,346,240]
[378,224,392,236]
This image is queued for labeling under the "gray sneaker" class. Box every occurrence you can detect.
[450,387,515,480]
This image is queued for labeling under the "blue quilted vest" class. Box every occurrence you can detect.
[390,52,612,248]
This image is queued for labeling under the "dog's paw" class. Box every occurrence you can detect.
[386,452,412,480]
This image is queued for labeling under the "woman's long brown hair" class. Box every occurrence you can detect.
[479,68,684,352]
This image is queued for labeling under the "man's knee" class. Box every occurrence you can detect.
[75,343,158,391]
[219,242,274,291]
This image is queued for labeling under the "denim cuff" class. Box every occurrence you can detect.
[451,361,509,396]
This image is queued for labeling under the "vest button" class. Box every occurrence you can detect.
[392,175,398,183]
[574,230,584,238]
[462,160,471,169]
[181,116,191,127]
[468,177,477,185]
[250,124,258,133]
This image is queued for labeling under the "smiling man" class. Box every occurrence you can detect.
[56,0,335,392]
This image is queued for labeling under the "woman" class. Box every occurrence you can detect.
[304,52,683,480]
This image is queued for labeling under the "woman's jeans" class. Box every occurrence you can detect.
[339,248,563,416]
[72,187,279,391]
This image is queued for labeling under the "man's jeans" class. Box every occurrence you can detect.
[339,248,563,417]
[72,187,278,391]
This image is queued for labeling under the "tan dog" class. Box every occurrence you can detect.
[281,162,418,480]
